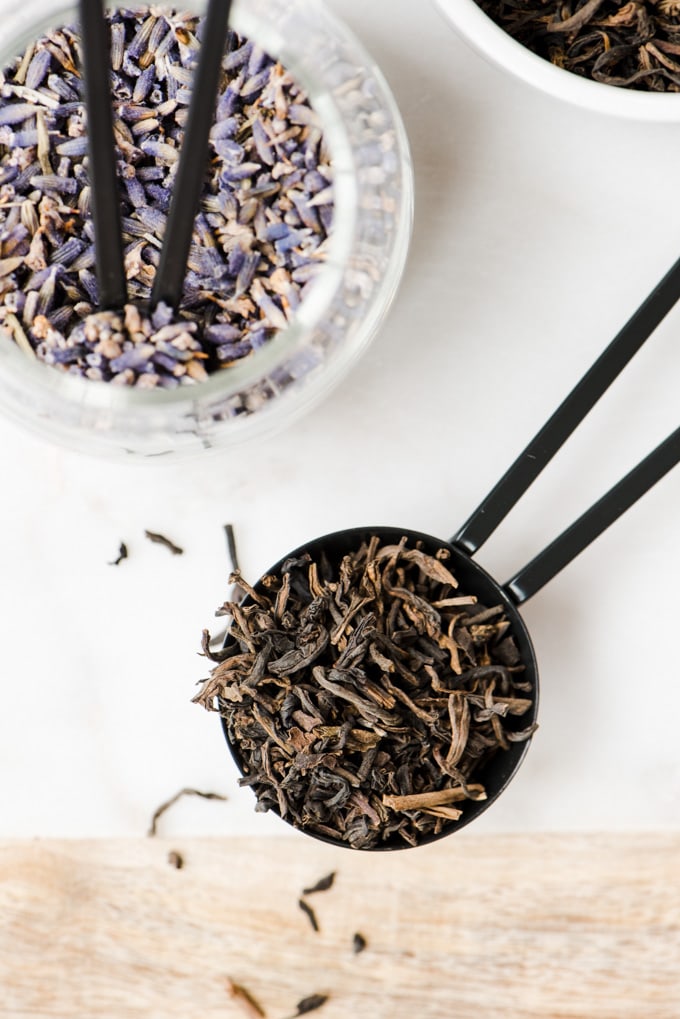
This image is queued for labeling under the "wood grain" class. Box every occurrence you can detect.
[1,834,679,1018]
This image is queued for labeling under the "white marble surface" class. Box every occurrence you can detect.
[1,0,680,840]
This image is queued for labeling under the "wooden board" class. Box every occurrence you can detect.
[1,834,679,1018]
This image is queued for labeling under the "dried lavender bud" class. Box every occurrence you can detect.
[0,9,334,387]
[144,530,184,555]
[302,872,335,895]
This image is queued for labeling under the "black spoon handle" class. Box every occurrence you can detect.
[452,254,680,556]
[504,424,680,605]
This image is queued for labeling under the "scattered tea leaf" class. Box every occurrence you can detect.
[291,994,329,1017]
[201,627,234,663]
[226,977,266,1019]
[352,932,367,954]
[147,788,227,836]
[225,523,241,572]
[382,786,486,812]
[225,523,247,602]
[144,530,184,555]
[302,872,335,895]
[167,850,184,870]
[298,898,319,932]
[108,542,128,566]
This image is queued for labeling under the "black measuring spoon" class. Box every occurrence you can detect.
[217,256,680,850]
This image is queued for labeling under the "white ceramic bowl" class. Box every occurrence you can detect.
[433,0,680,121]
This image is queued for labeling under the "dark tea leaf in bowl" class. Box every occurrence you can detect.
[194,532,537,850]
[476,0,680,91]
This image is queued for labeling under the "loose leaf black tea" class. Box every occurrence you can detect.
[225,523,241,574]
[225,523,247,602]
[195,536,535,849]
[298,898,320,933]
[167,850,184,870]
[302,872,335,895]
[144,530,184,555]
[108,541,128,566]
[476,0,680,90]
[288,994,329,1018]
[147,787,227,836]
[226,977,267,1019]
[352,932,367,954]
[201,627,232,663]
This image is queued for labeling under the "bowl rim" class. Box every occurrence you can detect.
[433,0,680,122]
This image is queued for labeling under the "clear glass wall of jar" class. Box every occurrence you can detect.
[0,0,413,457]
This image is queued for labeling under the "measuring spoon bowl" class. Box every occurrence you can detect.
[219,525,539,851]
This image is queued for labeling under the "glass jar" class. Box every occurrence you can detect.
[0,0,413,457]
